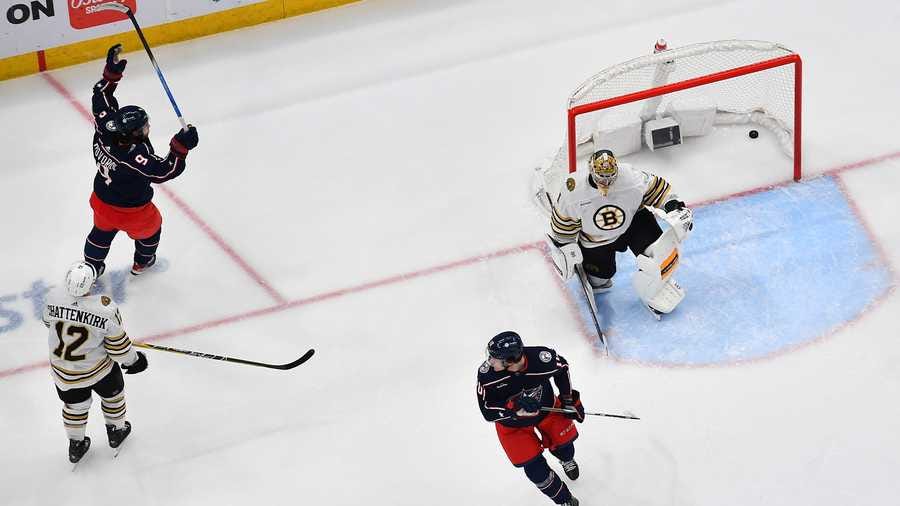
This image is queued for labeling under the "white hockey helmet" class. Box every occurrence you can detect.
[589,149,618,188]
[65,262,97,297]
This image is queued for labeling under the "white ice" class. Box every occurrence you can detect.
[2,1,900,505]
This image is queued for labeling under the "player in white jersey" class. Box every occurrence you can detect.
[546,150,694,316]
[43,262,148,463]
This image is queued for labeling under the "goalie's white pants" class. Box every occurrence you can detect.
[633,227,685,314]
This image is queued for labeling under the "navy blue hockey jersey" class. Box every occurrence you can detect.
[91,78,186,207]
[475,346,573,428]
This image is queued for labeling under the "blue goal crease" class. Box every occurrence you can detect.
[565,176,892,366]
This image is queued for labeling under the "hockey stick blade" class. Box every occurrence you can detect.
[274,349,316,370]
[93,2,130,14]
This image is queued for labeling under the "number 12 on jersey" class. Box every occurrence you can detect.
[53,322,89,362]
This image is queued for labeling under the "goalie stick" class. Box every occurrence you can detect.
[541,406,639,420]
[544,192,609,354]
[94,2,187,130]
[134,342,315,371]
[575,263,609,355]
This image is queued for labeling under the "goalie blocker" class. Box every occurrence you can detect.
[547,237,583,281]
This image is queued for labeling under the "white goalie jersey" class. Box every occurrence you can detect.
[43,288,138,391]
[549,162,676,248]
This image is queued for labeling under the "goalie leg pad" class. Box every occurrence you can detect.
[634,272,685,314]
[632,227,685,314]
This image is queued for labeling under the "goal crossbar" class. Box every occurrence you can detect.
[566,54,803,180]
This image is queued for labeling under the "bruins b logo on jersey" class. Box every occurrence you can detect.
[593,205,625,230]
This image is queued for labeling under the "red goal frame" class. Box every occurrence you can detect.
[566,54,803,181]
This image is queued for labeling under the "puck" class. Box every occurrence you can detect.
[749,130,759,139]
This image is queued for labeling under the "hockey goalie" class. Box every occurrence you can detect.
[545,150,694,317]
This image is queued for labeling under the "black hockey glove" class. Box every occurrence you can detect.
[170,125,199,156]
[559,390,585,423]
[104,44,127,82]
[122,351,148,375]
[515,395,541,414]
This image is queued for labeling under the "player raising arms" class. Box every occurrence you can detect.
[475,331,585,506]
[82,44,199,277]
[43,262,148,464]
[547,149,694,317]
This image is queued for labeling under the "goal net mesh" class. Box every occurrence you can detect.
[536,40,800,208]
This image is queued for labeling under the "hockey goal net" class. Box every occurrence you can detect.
[535,39,802,211]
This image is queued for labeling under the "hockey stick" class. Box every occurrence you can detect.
[94,2,187,130]
[543,192,609,354]
[574,264,609,355]
[541,406,640,420]
[134,342,315,370]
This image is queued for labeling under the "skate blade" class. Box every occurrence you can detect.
[112,437,130,458]
[70,453,89,471]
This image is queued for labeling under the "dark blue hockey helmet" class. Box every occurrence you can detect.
[111,105,149,142]
[486,331,524,362]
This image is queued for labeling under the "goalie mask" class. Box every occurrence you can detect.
[589,150,618,189]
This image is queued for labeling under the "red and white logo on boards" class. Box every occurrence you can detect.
[68,0,137,30]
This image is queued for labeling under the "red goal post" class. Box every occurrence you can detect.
[538,39,802,204]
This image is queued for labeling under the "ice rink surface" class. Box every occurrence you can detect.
[2,0,900,505]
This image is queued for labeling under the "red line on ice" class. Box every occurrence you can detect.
[0,244,538,380]
[7,73,895,380]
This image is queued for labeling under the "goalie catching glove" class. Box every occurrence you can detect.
[546,236,583,281]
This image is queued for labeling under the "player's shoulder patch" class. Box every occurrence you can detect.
[566,177,576,192]
[539,350,553,363]
[479,361,490,374]
[101,296,112,306]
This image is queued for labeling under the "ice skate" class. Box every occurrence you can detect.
[590,278,613,294]
[106,421,132,451]
[560,459,580,480]
[645,303,663,321]
[68,436,91,464]
[130,255,156,276]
